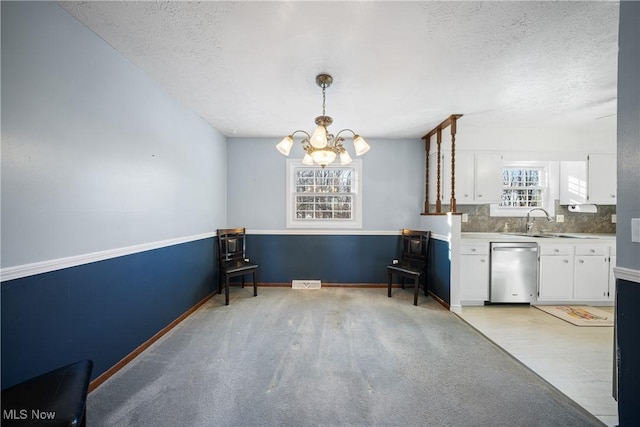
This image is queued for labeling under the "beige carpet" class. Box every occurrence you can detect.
[534,305,614,326]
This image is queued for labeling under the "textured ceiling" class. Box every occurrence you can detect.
[58,1,619,138]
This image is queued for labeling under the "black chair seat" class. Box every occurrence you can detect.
[222,260,259,275]
[1,359,93,427]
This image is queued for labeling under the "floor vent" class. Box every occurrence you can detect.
[292,280,321,289]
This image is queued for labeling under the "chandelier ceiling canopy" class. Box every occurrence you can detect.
[276,74,370,168]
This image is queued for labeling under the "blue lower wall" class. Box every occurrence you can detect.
[426,238,451,305]
[1,237,216,389]
[246,234,400,283]
[617,278,640,425]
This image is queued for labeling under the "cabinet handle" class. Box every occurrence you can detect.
[578,259,584,264]
[470,248,476,252]
[554,249,560,253]
[563,259,569,263]
[611,194,616,198]
[590,249,595,253]
[477,194,483,198]
[481,258,486,263]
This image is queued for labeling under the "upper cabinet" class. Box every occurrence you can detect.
[473,153,503,204]
[560,161,588,205]
[428,151,502,205]
[587,153,617,204]
[559,154,616,205]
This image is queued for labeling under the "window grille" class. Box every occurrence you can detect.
[500,168,544,208]
[294,168,354,220]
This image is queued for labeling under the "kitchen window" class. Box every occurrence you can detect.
[490,161,556,217]
[286,159,362,228]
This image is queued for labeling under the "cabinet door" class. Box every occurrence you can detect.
[460,255,489,302]
[539,256,574,300]
[474,153,503,203]
[454,151,475,204]
[574,255,610,300]
[588,153,617,204]
[560,161,588,205]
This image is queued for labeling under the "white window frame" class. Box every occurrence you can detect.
[286,159,363,229]
[490,161,556,217]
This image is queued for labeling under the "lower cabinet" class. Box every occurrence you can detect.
[538,244,574,301]
[573,244,610,301]
[460,243,489,304]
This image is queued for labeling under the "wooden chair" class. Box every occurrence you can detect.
[217,228,259,305]
[387,229,431,306]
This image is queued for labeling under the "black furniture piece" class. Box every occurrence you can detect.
[1,359,93,427]
[217,228,259,305]
[387,229,431,306]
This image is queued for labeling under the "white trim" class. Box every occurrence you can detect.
[614,266,640,284]
[0,232,216,282]
[246,229,401,236]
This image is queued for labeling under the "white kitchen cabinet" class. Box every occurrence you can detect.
[560,161,588,205]
[474,153,503,204]
[429,151,502,206]
[459,243,490,304]
[573,244,610,300]
[454,151,476,204]
[538,244,574,301]
[588,153,617,204]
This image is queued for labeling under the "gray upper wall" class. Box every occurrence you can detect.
[226,137,425,232]
[616,1,640,271]
[1,2,228,268]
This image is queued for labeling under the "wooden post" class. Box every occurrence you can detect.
[424,136,430,213]
[450,117,457,212]
[436,128,442,213]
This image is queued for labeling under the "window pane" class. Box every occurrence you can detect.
[500,167,544,208]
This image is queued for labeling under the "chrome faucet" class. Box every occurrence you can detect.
[525,208,554,234]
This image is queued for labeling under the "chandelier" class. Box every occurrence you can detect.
[276,73,370,168]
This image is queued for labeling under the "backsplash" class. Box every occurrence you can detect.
[430,201,616,234]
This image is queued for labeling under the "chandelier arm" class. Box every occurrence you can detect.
[289,129,312,140]
[333,129,358,140]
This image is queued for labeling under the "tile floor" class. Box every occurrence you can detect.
[456,304,618,427]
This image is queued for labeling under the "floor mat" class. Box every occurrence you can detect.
[534,305,614,326]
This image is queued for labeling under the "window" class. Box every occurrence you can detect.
[286,159,362,228]
[500,168,544,208]
[490,161,556,217]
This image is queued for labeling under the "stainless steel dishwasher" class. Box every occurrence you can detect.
[490,242,538,303]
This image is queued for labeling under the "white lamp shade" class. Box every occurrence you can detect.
[310,125,328,148]
[339,150,353,165]
[276,136,294,156]
[353,135,370,156]
[302,153,314,165]
[311,149,336,167]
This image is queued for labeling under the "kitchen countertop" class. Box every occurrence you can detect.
[461,232,616,243]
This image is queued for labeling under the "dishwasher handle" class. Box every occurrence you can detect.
[492,247,538,252]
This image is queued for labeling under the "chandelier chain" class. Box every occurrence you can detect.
[321,82,326,117]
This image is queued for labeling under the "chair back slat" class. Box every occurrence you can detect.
[400,229,430,264]
[217,228,247,264]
